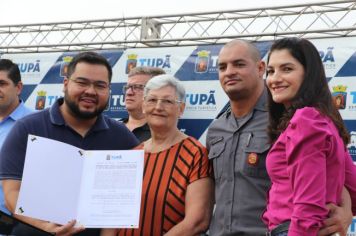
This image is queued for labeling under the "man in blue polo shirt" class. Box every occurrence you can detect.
[0,59,33,216]
[0,52,139,236]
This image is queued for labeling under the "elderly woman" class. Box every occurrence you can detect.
[102,75,214,236]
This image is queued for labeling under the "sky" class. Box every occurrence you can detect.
[0,0,323,25]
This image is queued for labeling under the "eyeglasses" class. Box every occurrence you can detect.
[68,77,109,93]
[144,96,182,108]
[122,84,145,94]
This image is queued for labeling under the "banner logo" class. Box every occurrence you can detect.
[125,54,172,74]
[349,91,356,111]
[195,50,210,73]
[35,91,47,110]
[138,55,171,68]
[349,131,356,149]
[126,54,138,74]
[18,60,40,73]
[319,47,336,70]
[332,85,347,110]
[185,90,217,112]
[348,218,356,235]
[17,60,41,79]
[60,56,73,77]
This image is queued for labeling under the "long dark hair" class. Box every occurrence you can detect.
[267,37,350,146]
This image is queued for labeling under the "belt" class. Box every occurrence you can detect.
[266,221,290,236]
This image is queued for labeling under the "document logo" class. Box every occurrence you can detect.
[106,154,122,160]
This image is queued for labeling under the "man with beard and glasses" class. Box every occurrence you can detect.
[0,52,139,236]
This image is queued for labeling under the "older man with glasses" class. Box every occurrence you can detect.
[121,66,165,142]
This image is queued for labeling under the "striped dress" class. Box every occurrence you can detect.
[117,136,212,236]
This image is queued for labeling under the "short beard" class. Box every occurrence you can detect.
[226,89,248,102]
[64,94,107,120]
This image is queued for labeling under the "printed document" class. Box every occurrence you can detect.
[16,135,144,228]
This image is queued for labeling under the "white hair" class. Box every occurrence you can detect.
[144,74,186,102]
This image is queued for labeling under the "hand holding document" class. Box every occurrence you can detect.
[16,135,144,228]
